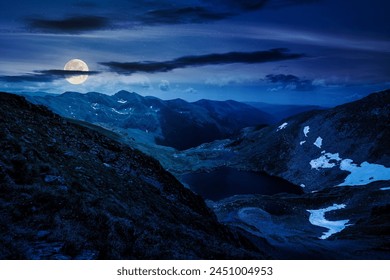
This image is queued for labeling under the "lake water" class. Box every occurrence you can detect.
[180,167,303,201]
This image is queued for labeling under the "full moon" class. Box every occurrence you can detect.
[64,59,89,85]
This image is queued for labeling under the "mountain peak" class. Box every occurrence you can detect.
[114,90,142,100]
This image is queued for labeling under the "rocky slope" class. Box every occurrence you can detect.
[0,92,265,260]
[228,89,390,191]
[27,90,273,150]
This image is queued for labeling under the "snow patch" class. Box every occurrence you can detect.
[277,122,288,131]
[117,99,127,104]
[380,187,390,191]
[300,184,306,188]
[303,126,310,137]
[307,204,350,239]
[313,137,323,148]
[338,160,390,186]
[310,153,342,170]
[111,108,128,115]
[91,103,99,110]
[300,141,306,145]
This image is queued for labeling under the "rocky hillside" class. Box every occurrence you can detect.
[27,90,273,150]
[186,89,390,259]
[229,89,390,191]
[0,92,264,260]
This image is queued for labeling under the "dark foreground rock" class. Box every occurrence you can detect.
[211,182,390,259]
[0,92,264,260]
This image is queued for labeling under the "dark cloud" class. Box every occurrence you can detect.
[0,70,100,83]
[22,1,320,33]
[205,0,268,11]
[101,49,304,74]
[269,0,320,8]
[136,1,317,25]
[27,16,109,33]
[265,74,316,91]
[137,7,232,25]
[204,0,318,11]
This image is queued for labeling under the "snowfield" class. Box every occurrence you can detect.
[307,204,350,239]
[338,160,390,186]
[310,153,342,170]
[309,151,390,186]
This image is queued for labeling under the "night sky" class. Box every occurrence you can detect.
[0,0,389,105]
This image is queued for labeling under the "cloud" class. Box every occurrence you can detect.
[21,1,320,34]
[0,70,100,83]
[269,0,320,8]
[265,74,316,91]
[101,49,304,74]
[159,80,170,91]
[136,7,232,25]
[204,0,318,11]
[184,87,198,94]
[135,1,318,25]
[205,0,268,11]
[27,16,109,34]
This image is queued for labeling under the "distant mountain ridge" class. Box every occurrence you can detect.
[246,102,327,122]
[27,90,274,150]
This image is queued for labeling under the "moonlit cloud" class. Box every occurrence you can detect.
[101,49,304,74]
[159,80,170,91]
[265,74,316,91]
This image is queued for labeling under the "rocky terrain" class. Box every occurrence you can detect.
[11,89,390,259]
[0,92,266,259]
[228,89,390,191]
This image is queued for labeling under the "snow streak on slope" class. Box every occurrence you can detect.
[303,126,310,137]
[277,122,288,131]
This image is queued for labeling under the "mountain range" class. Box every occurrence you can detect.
[26,91,274,150]
[2,89,389,259]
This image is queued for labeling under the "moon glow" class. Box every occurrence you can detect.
[64,59,89,84]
